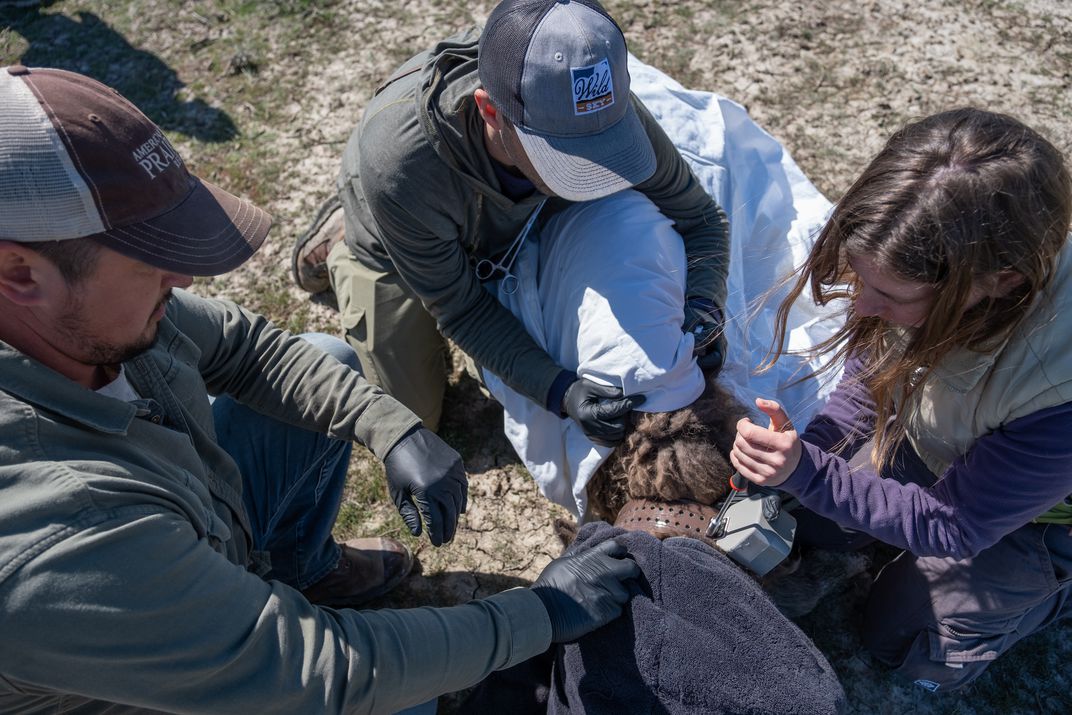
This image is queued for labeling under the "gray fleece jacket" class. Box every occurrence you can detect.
[338,28,730,406]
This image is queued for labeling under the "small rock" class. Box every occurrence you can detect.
[227,51,259,76]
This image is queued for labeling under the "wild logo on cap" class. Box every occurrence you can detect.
[571,58,615,116]
[478,0,656,201]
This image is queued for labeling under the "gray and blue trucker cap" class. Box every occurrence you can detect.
[478,0,656,201]
[0,65,269,276]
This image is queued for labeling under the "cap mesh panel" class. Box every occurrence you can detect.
[479,0,619,126]
[0,71,104,242]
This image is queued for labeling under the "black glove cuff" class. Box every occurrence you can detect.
[530,586,567,641]
[383,424,423,463]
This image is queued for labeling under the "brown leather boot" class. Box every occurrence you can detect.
[291,195,345,294]
[301,537,414,608]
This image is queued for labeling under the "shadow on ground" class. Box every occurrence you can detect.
[1,1,236,141]
[439,355,520,471]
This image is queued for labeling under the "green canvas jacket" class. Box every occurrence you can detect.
[0,289,551,714]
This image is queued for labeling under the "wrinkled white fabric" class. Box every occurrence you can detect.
[627,57,844,420]
[484,191,704,516]
[484,57,844,519]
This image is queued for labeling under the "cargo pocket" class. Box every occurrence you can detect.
[340,302,367,344]
[928,618,1014,665]
[889,618,1016,692]
[327,241,375,350]
[202,508,233,552]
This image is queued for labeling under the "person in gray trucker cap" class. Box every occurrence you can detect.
[292,0,730,445]
[0,64,641,714]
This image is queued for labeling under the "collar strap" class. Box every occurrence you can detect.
[614,498,721,546]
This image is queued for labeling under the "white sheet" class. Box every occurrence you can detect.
[483,57,845,519]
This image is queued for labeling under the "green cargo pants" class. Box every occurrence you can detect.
[326,241,447,432]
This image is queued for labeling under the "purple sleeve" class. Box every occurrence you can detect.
[799,354,877,458]
[783,401,1072,559]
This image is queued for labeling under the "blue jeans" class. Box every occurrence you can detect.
[212,332,354,590]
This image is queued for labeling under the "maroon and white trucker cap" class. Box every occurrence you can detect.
[0,65,270,276]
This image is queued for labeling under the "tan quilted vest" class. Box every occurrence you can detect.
[898,239,1072,523]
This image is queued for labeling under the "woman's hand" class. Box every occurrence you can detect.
[731,398,801,488]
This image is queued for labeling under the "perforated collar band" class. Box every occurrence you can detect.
[478,0,655,201]
[0,65,270,276]
[614,498,722,548]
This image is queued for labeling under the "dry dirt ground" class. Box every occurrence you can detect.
[3,1,1071,713]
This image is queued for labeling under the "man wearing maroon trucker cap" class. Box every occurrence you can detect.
[292,0,730,445]
[0,65,640,714]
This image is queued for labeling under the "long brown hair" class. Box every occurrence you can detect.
[770,108,1072,470]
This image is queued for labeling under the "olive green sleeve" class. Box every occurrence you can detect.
[171,289,420,459]
[0,510,552,714]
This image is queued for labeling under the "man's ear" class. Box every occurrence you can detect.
[0,241,60,305]
[473,88,505,131]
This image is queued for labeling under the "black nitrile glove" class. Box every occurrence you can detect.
[383,427,468,546]
[684,299,727,375]
[562,378,646,447]
[531,539,641,643]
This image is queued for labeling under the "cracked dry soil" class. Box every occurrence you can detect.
[3,1,1070,713]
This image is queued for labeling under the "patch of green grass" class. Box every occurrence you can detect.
[603,0,736,89]
[215,0,341,23]
[347,452,387,507]
[0,25,28,59]
[194,132,285,209]
[234,279,311,333]
[334,446,423,548]
[333,501,375,537]
[0,0,356,223]
[340,459,423,551]
[973,0,1026,13]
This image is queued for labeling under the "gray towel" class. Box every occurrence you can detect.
[460,522,845,714]
[547,522,845,715]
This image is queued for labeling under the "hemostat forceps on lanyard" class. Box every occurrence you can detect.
[474,199,547,294]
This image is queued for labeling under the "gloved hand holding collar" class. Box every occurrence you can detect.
[562,377,646,447]
[383,426,468,546]
[531,538,641,642]
[685,298,727,374]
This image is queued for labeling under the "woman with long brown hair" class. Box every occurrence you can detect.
[733,107,1072,692]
